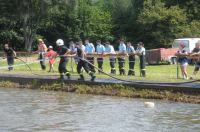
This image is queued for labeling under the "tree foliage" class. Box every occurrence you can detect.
[0,0,200,50]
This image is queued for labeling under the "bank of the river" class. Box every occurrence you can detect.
[0,75,199,104]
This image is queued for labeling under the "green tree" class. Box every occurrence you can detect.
[137,0,188,48]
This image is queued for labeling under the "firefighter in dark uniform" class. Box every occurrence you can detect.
[85,39,95,73]
[127,42,135,76]
[56,39,71,80]
[136,42,146,77]
[105,41,116,74]
[4,44,16,71]
[76,41,96,81]
[118,39,126,75]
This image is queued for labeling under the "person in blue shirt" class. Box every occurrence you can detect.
[85,39,95,73]
[136,42,146,77]
[105,41,116,74]
[118,39,126,75]
[96,40,105,73]
[127,42,136,76]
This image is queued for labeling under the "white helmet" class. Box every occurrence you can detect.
[56,39,64,46]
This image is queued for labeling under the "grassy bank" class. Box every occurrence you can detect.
[0,80,199,104]
[0,56,199,82]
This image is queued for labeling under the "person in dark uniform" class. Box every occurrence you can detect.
[96,40,105,73]
[75,41,96,81]
[136,42,146,77]
[85,39,95,73]
[118,39,126,75]
[4,44,16,71]
[105,41,116,74]
[127,42,135,76]
[56,39,71,80]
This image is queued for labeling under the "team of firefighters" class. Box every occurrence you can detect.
[6,38,200,81]
[3,38,146,81]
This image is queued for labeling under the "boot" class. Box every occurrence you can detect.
[128,70,131,76]
[132,71,135,76]
[122,69,125,75]
[60,74,64,80]
[113,69,116,75]
[141,70,146,77]
[90,72,96,82]
[66,72,71,79]
[78,75,85,81]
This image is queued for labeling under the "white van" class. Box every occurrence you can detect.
[172,38,200,53]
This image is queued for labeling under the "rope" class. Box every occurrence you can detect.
[77,57,200,85]
[1,55,199,85]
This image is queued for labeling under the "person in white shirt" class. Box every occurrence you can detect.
[96,40,105,73]
[105,41,116,74]
[127,42,136,76]
[85,39,95,73]
[118,39,126,75]
[136,42,146,77]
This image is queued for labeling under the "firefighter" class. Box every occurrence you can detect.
[76,41,96,81]
[118,39,126,75]
[136,42,146,77]
[37,39,47,70]
[127,42,136,76]
[3,44,16,71]
[96,40,105,73]
[85,39,95,73]
[105,41,116,74]
[56,39,71,80]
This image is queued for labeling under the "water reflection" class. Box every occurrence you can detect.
[0,88,199,132]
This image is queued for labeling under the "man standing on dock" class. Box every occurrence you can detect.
[118,39,126,75]
[56,39,71,80]
[127,42,136,76]
[105,41,116,74]
[85,39,95,73]
[4,44,16,71]
[96,40,105,73]
[136,42,146,77]
[76,41,96,81]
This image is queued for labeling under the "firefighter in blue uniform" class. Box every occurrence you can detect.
[76,41,96,81]
[96,40,105,73]
[105,41,116,74]
[136,42,146,77]
[127,42,135,76]
[56,39,71,80]
[85,39,95,73]
[118,39,126,75]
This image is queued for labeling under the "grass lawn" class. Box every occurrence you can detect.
[0,56,198,82]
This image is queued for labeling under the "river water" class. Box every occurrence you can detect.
[0,87,199,132]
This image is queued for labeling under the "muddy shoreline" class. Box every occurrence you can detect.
[0,80,199,104]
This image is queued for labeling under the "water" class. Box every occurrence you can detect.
[0,88,199,132]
